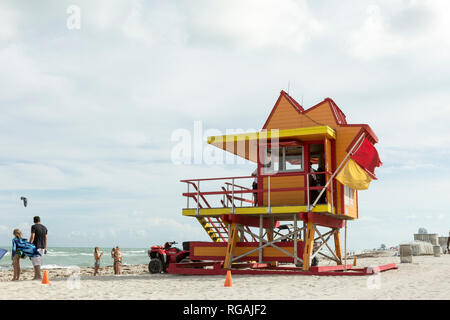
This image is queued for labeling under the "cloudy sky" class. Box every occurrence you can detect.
[0,0,449,250]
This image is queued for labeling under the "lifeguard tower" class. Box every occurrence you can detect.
[170,91,396,275]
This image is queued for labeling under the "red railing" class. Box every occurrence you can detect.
[181,171,334,211]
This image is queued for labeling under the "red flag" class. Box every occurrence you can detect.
[351,138,382,176]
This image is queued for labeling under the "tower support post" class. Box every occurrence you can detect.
[334,229,343,265]
[302,220,315,271]
[224,223,239,269]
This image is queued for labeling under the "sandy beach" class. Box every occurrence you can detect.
[0,254,449,300]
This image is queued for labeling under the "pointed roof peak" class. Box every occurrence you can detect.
[280,90,304,112]
[263,90,377,143]
[325,97,347,125]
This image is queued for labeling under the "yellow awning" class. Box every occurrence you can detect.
[207,126,336,162]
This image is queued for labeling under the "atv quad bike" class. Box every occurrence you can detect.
[147,241,190,273]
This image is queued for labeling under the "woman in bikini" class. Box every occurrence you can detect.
[113,246,122,275]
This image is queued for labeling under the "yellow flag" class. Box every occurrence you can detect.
[336,159,373,190]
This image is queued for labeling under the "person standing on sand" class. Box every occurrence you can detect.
[110,247,116,274]
[11,229,40,281]
[29,216,48,280]
[93,247,103,276]
[447,231,450,253]
[113,246,122,275]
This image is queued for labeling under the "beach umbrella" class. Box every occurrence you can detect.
[20,196,27,207]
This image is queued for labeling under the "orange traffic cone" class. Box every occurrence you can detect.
[42,270,50,284]
[224,270,232,287]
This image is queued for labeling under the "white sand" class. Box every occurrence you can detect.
[1,255,449,300]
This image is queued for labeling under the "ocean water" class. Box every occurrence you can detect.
[0,247,149,271]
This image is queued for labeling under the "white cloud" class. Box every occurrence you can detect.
[382,159,435,173]
[0,225,9,235]
[348,5,403,59]
[114,131,149,147]
[189,0,322,51]
[88,0,131,30]
[69,231,88,238]
[145,217,201,236]
[18,222,31,234]
[86,0,187,47]
[0,4,20,42]
[0,44,67,101]
[348,1,450,60]
[121,1,150,44]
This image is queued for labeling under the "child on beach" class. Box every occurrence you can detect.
[111,246,122,275]
[11,229,41,281]
[93,247,103,276]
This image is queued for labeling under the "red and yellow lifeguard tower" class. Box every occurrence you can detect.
[170,90,395,275]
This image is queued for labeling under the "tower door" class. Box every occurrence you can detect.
[308,143,326,205]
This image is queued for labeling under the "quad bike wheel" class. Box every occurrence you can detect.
[148,258,163,274]
[294,257,319,268]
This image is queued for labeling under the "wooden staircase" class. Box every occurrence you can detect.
[189,182,256,242]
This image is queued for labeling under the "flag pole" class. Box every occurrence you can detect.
[310,133,366,209]
[344,220,347,271]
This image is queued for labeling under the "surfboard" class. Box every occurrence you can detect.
[0,248,7,260]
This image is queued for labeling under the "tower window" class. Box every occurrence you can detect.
[344,185,354,206]
[262,146,303,174]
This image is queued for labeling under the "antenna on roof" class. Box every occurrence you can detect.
[287,81,290,95]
